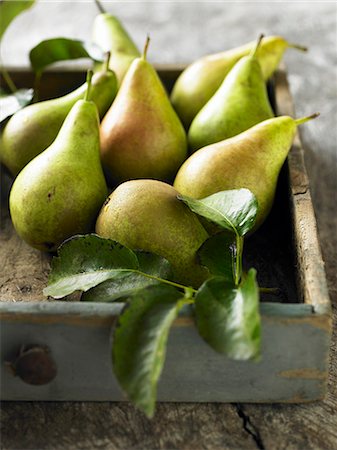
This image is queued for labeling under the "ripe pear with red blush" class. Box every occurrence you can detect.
[99,37,187,184]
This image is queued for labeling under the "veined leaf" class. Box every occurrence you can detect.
[178,189,258,237]
[43,234,139,299]
[0,0,35,41]
[29,38,105,76]
[82,251,173,302]
[0,88,34,123]
[195,269,261,360]
[112,284,183,418]
[197,232,235,283]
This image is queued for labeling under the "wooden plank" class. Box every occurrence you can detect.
[274,69,331,315]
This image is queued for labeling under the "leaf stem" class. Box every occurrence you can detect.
[234,235,244,286]
[133,270,198,294]
[0,57,17,93]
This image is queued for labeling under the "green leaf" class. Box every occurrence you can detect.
[82,251,174,302]
[29,38,105,76]
[178,189,258,237]
[43,234,139,299]
[197,232,235,283]
[112,284,183,418]
[0,88,34,123]
[0,0,35,41]
[195,269,261,360]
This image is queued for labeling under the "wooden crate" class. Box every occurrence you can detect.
[0,67,331,402]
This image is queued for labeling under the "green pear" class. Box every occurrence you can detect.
[188,35,274,152]
[100,38,187,184]
[1,65,117,176]
[9,72,108,252]
[91,1,140,85]
[95,179,209,288]
[171,36,307,128]
[174,114,319,230]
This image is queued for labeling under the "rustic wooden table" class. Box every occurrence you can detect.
[1,2,336,449]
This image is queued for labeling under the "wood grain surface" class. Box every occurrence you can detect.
[1,2,336,449]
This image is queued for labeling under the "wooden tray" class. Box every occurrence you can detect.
[0,67,331,402]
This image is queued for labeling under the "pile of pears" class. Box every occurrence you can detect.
[1,10,318,288]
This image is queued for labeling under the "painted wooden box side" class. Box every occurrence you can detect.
[0,67,331,402]
[0,302,331,402]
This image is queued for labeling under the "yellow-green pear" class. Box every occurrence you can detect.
[100,38,187,184]
[95,179,210,288]
[91,0,140,85]
[175,114,319,230]
[188,35,274,152]
[9,72,108,252]
[171,36,307,128]
[1,65,117,176]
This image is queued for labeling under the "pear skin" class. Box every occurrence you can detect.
[95,179,209,288]
[188,36,274,152]
[92,12,140,85]
[1,69,117,177]
[171,36,307,128]
[9,95,108,252]
[175,115,318,230]
[100,44,187,183]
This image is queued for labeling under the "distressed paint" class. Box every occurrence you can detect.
[0,306,330,402]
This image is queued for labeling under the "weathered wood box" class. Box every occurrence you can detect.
[0,67,331,402]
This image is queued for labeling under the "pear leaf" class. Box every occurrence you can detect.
[0,0,35,41]
[29,38,105,77]
[44,234,139,299]
[0,88,34,123]
[195,269,261,360]
[178,189,258,237]
[112,284,183,418]
[82,251,174,302]
[197,232,235,283]
[44,234,176,300]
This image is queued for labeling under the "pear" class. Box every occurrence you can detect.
[92,0,140,85]
[95,179,209,288]
[100,37,187,184]
[171,36,307,128]
[9,72,108,252]
[188,35,274,152]
[1,62,117,177]
[174,114,319,230]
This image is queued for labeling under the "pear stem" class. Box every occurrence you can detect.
[142,34,150,60]
[94,0,106,14]
[104,51,111,72]
[295,112,320,126]
[250,33,264,57]
[85,70,93,101]
[288,42,308,52]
